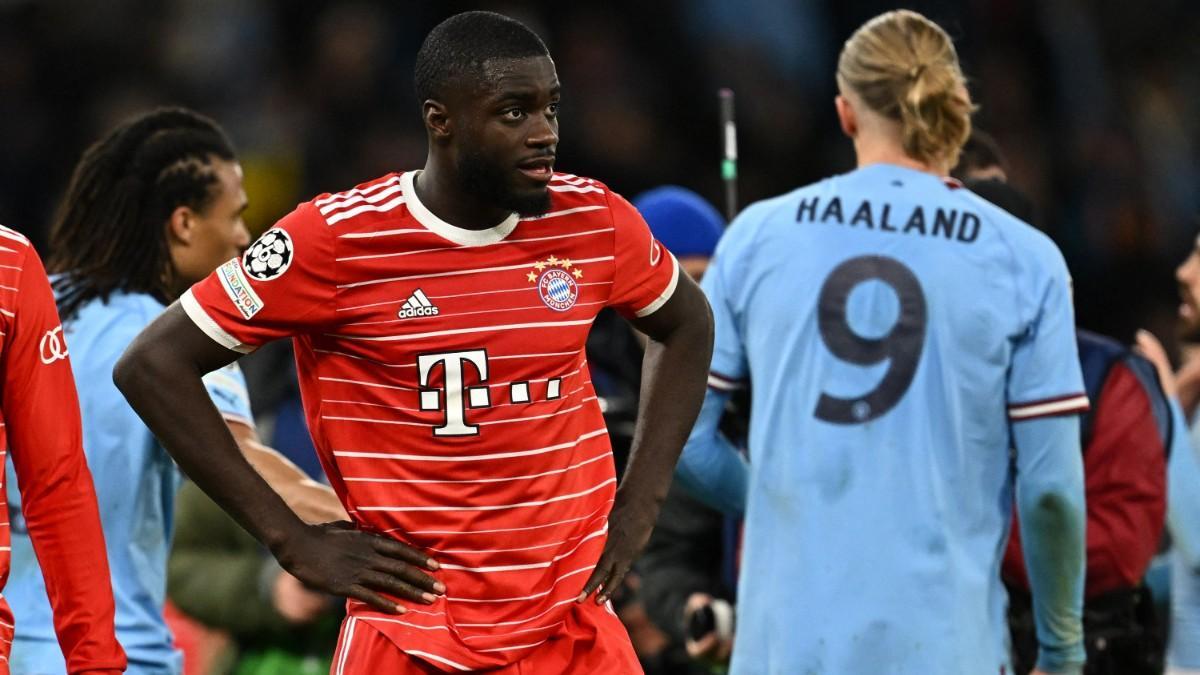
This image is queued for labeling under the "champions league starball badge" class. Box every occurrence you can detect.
[526,255,583,312]
[243,229,294,281]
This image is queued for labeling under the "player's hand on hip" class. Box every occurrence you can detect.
[577,496,657,605]
[274,521,444,614]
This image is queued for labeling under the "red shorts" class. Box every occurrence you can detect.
[331,601,642,674]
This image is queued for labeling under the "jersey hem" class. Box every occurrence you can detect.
[707,370,745,391]
[1009,393,1090,420]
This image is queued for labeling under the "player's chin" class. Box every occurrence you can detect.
[507,185,552,218]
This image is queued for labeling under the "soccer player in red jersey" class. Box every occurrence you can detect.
[116,11,713,674]
[0,224,126,673]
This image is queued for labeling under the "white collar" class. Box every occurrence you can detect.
[402,171,519,246]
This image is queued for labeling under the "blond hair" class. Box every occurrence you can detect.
[837,10,973,169]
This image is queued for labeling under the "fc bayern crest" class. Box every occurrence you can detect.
[537,268,579,312]
[242,229,293,281]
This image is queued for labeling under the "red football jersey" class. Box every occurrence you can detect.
[0,225,125,673]
[183,171,678,670]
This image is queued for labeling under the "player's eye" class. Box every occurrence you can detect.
[546,103,559,117]
[503,108,525,120]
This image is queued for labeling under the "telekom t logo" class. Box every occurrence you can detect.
[418,350,490,436]
[416,349,566,436]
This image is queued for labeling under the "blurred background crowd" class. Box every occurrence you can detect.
[1,0,1198,342]
[0,0,1198,674]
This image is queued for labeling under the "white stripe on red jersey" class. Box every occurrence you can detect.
[183,170,679,670]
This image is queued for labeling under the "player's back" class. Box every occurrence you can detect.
[715,163,1082,674]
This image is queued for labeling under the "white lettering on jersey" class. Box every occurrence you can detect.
[39,325,68,364]
[418,349,489,437]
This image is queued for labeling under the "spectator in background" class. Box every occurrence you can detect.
[168,481,341,675]
[1136,231,1200,675]
[959,132,1171,674]
[585,185,729,674]
[5,108,343,674]
[627,187,736,675]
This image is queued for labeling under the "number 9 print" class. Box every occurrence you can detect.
[815,255,927,425]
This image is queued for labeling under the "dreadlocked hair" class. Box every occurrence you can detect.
[48,107,235,321]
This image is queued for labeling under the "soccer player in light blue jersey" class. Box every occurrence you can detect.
[5,109,344,674]
[676,10,1087,675]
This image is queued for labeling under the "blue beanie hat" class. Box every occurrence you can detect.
[632,186,725,258]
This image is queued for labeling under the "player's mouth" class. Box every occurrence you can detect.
[517,156,555,183]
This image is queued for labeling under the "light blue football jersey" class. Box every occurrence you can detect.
[698,164,1087,674]
[1168,405,1200,669]
[5,291,253,674]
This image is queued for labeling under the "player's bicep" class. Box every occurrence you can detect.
[607,191,681,318]
[124,303,243,379]
[700,242,748,389]
[629,271,708,343]
[1006,252,1088,420]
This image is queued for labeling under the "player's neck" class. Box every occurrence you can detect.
[414,161,513,231]
[854,141,949,177]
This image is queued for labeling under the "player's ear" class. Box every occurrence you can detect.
[166,205,195,246]
[423,100,452,142]
[835,95,857,139]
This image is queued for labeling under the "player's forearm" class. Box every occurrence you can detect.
[115,337,304,553]
[675,389,748,516]
[620,294,714,509]
[1014,416,1086,673]
[229,422,348,524]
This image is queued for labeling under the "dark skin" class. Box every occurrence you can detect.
[114,54,713,614]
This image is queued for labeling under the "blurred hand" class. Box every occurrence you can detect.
[1136,329,1200,416]
[272,572,328,624]
[273,521,444,614]
[682,593,734,665]
[1136,329,1177,397]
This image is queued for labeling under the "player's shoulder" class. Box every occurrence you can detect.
[303,171,408,228]
[0,223,34,272]
[952,188,1068,275]
[717,178,835,256]
[0,223,32,249]
[545,172,613,211]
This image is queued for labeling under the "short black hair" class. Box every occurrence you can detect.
[49,107,236,321]
[953,129,1008,180]
[414,11,550,104]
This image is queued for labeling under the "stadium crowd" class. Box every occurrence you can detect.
[0,1,1197,675]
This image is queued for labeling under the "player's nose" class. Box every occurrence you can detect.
[527,116,558,148]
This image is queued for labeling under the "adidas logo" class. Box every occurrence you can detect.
[398,288,440,318]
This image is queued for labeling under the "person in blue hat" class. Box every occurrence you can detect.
[633,186,726,282]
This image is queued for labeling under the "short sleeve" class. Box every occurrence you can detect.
[606,191,680,318]
[702,238,748,392]
[1007,247,1089,420]
[202,362,254,427]
[182,203,337,352]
